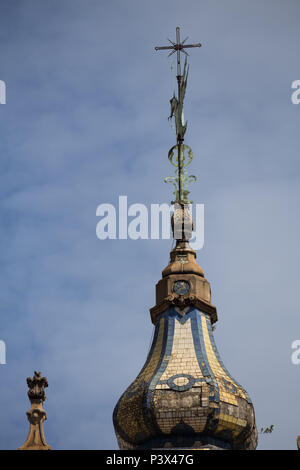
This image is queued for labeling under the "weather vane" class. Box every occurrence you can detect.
[155,26,201,204]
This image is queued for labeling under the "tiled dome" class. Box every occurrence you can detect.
[113,244,257,450]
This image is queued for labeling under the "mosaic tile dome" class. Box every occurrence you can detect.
[113,243,257,450]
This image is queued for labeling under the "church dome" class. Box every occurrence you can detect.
[113,244,257,450]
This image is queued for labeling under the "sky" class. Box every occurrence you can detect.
[0,0,299,450]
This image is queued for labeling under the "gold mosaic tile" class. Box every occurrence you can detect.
[158,318,203,385]
[201,315,246,405]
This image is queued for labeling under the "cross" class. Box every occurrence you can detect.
[155,26,201,78]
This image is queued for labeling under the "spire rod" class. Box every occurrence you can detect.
[155,27,201,207]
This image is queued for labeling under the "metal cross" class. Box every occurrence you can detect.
[155,26,201,78]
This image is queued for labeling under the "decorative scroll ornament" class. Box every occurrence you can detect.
[19,371,51,450]
[164,144,196,204]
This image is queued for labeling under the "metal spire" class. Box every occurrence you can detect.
[155,27,201,205]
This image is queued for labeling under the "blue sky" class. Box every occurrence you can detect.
[0,0,299,449]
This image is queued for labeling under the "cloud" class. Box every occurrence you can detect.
[0,0,299,450]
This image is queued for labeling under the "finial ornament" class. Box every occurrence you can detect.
[155,27,201,206]
[165,144,196,204]
[19,371,51,450]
